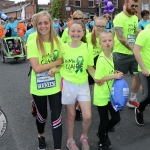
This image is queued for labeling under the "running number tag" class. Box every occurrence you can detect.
[0,109,7,138]
[36,71,56,90]
[127,34,136,46]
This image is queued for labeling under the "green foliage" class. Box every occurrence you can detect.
[36,4,40,13]
[50,0,63,18]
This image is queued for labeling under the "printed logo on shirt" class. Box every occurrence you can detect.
[41,50,59,64]
[75,56,84,73]
[128,22,137,34]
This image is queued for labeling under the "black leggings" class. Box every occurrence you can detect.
[138,73,150,112]
[32,92,62,149]
[97,102,121,144]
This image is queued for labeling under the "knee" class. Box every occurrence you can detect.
[67,113,76,121]
[83,114,92,122]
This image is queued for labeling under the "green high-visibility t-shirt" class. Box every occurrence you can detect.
[145,23,150,29]
[61,28,89,43]
[113,12,138,55]
[93,52,114,106]
[60,42,94,84]
[27,38,62,96]
[86,33,101,58]
[135,28,150,74]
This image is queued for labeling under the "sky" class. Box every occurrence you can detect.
[9,0,50,4]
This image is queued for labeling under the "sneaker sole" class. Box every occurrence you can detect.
[38,147,47,150]
[134,108,144,126]
[127,102,137,108]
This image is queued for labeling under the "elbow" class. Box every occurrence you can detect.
[32,67,41,74]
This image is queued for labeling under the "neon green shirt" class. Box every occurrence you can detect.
[135,28,150,73]
[61,28,89,43]
[93,52,114,106]
[86,33,101,58]
[60,42,94,84]
[113,12,138,55]
[145,23,150,29]
[27,38,62,96]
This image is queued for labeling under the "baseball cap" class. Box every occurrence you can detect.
[14,37,18,41]
[8,41,12,44]
[53,18,57,21]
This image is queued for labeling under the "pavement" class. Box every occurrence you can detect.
[0,58,150,150]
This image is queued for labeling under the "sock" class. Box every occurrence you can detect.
[130,92,137,101]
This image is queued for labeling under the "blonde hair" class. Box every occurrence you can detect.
[72,10,84,19]
[91,17,107,48]
[35,11,62,56]
[69,20,87,43]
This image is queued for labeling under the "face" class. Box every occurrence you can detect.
[69,23,84,41]
[73,14,83,21]
[126,0,138,16]
[104,15,110,21]
[143,13,149,20]
[94,20,106,34]
[37,15,51,36]
[100,33,114,51]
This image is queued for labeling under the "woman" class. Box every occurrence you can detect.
[102,14,113,31]
[27,11,63,150]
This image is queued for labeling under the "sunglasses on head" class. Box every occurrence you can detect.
[73,18,83,20]
[131,4,138,8]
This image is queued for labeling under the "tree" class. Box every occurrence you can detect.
[50,0,63,18]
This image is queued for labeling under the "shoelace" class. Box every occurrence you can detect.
[81,138,88,146]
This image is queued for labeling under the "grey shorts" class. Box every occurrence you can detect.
[113,52,138,74]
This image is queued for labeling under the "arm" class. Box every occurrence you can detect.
[48,66,62,77]
[133,44,149,76]
[29,58,63,74]
[114,27,133,51]
[87,66,95,79]
[95,72,123,83]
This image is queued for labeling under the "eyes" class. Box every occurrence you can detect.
[38,21,49,26]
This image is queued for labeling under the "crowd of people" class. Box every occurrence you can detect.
[0,0,150,150]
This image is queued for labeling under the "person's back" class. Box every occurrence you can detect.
[17,22,26,37]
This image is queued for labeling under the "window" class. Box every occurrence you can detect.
[89,0,94,7]
[142,3,149,10]
[75,0,81,7]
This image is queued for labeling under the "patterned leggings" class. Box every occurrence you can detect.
[32,92,62,149]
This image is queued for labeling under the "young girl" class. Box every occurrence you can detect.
[133,26,150,126]
[86,17,107,91]
[94,31,123,150]
[27,11,63,150]
[14,37,21,54]
[51,20,94,150]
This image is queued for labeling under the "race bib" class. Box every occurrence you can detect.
[127,34,136,46]
[36,71,56,90]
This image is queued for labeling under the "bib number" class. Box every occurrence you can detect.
[14,28,17,32]
[36,71,56,90]
[127,34,136,46]
[0,109,7,138]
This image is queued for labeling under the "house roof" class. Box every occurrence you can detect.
[2,3,30,13]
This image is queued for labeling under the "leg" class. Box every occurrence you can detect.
[32,95,47,149]
[79,101,92,138]
[106,102,121,132]
[135,75,150,125]
[48,92,62,150]
[97,105,109,144]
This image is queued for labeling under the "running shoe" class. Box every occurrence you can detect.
[80,134,90,150]
[66,140,79,150]
[38,136,47,150]
[135,108,144,125]
[127,100,139,108]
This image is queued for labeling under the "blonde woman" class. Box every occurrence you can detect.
[27,11,63,150]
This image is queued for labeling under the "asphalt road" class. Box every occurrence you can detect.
[0,57,150,150]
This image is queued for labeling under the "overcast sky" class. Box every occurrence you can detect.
[9,0,50,4]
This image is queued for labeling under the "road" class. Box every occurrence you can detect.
[0,58,150,150]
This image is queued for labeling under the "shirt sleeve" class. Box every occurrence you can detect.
[87,44,94,66]
[135,30,147,47]
[113,15,123,28]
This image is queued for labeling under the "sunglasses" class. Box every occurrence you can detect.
[73,18,83,20]
[131,4,138,8]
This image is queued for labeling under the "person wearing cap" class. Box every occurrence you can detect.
[4,16,19,37]
[53,18,61,36]
[8,40,15,55]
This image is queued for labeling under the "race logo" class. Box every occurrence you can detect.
[0,110,7,138]
[75,56,84,73]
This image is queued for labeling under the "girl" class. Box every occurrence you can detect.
[86,17,107,91]
[51,20,94,150]
[27,11,63,150]
[94,31,123,150]
[134,27,150,126]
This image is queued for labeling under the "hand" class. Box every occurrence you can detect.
[56,58,63,65]
[114,72,123,79]
[142,68,149,76]
[94,79,104,86]
[48,68,57,77]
